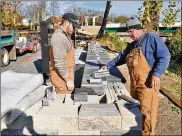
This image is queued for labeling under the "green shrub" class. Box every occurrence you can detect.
[105,33,127,51]
[168,27,181,59]
[166,27,181,76]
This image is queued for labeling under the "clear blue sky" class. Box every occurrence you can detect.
[25,1,181,21]
[59,1,181,21]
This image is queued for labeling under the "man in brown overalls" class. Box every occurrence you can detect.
[49,13,80,94]
[101,17,171,135]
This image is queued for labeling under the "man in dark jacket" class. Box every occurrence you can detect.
[101,17,171,135]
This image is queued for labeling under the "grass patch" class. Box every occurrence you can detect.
[168,63,181,77]
[170,103,181,114]
[97,32,127,52]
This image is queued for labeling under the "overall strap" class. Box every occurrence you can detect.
[138,33,148,47]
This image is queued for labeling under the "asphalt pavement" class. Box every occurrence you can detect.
[1,50,42,74]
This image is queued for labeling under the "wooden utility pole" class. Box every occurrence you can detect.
[96,1,112,39]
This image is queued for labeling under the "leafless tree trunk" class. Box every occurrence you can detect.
[97,1,112,39]
[50,1,59,16]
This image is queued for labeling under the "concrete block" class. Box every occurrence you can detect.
[90,78,101,83]
[60,130,100,135]
[75,95,100,104]
[64,94,74,104]
[101,80,108,86]
[99,53,109,56]
[98,52,108,55]
[82,75,92,80]
[117,103,142,131]
[51,99,65,107]
[33,104,79,134]
[55,94,65,100]
[117,82,130,96]
[74,92,88,102]
[104,86,115,104]
[83,69,95,76]
[81,84,105,95]
[107,79,121,83]
[80,103,117,112]
[93,70,110,78]
[79,104,121,131]
[25,100,43,116]
[100,131,123,135]
[101,130,142,136]
[84,65,100,70]
[86,55,97,61]
[87,53,97,56]
[87,95,100,104]
[99,57,110,60]
[74,87,97,95]
[37,103,78,116]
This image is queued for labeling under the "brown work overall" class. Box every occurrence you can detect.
[49,29,75,94]
[126,34,159,135]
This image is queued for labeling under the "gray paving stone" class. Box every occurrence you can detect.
[84,65,100,70]
[80,104,117,111]
[74,87,97,95]
[99,60,110,64]
[81,84,105,95]
[86,56,97,61]
[81,77,101,84]
[87,52,96,56]
[98,52,108,55]
[99,56,110,59]
[87,54,97,57]
[84,69,95,73]
[99,54,109,57]
[83,71,94,77]
[107,78,121,83]
[74,92,88,102]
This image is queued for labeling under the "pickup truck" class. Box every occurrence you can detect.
[1,30,40,67]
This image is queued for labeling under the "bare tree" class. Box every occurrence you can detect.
[97,1,112,38]
[50,1,59,16]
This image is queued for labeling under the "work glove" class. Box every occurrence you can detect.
[66,80,74,91]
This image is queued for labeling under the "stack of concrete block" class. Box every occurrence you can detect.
[105,82,142,135]
[2,41,142,136]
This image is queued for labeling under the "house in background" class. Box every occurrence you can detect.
[22,18,32,26]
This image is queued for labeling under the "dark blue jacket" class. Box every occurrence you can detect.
[106,32,171,78]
